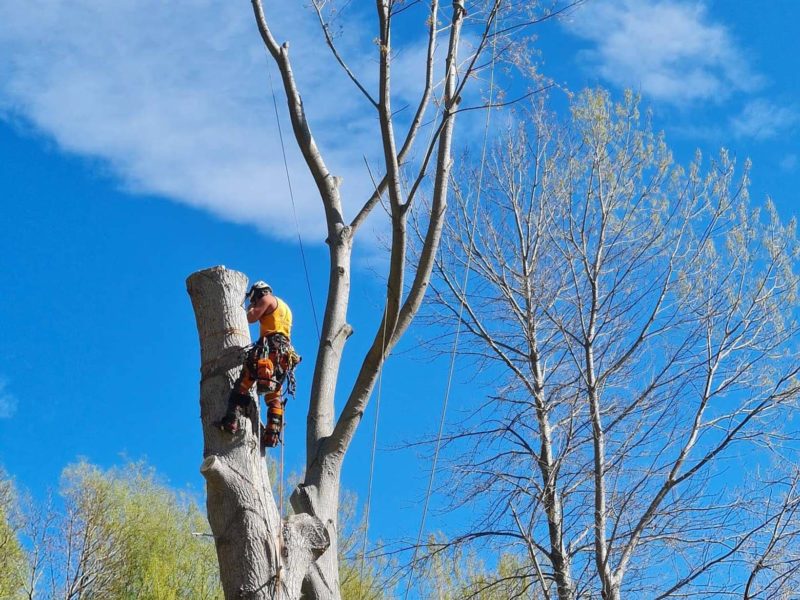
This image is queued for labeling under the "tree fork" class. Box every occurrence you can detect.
[187,266,329,600]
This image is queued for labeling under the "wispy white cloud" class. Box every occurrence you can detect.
[0,378,17,419]
[565,0,761,105]
[731,100,799,140]
[0,1,439,242]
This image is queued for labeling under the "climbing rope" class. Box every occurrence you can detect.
[403,9,500,598]
[266,63,322,598]
[358,159,390,599]
[276,420,286,597]
[267,67,321,341]
[272,368,297,599]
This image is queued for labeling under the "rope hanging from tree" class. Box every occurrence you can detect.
[403,7,501,597]
[268,67,321,342]
[358,159,390,599]
[266,64,323,599]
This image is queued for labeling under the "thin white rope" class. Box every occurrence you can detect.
[267,67,321,342]
[280,421,286,519]
[358,158,390,600]
[267,63,320,600]
[358,305,387,599]
[403,9,500,598]
[274,426,286,600]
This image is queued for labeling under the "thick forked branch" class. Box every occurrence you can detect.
[252,0,353,462]
[243,2,511,597]
[329,0,468,458]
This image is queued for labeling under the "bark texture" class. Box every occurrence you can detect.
[186,2,483,596]
[245,2,471,596]
[187,266,329,600]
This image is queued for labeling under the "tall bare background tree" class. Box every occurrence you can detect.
[186,2,579,598]
[425,90,800,599]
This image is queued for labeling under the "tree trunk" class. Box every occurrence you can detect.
[291,454,343,599]
[187,266,329,600]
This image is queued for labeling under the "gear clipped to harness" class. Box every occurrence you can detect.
[256,356,274,393]
[216,334,301,450]
[215,282,300,450]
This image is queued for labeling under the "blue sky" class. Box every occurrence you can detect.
[1,0,799,563]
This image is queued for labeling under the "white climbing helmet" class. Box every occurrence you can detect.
[246,280,272,303]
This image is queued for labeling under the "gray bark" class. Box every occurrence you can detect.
[187,266,328,600]
[186,2,478,597]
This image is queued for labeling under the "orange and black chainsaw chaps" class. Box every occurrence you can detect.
[219,333,299,447]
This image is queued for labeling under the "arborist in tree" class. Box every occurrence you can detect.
[216,281,300,450]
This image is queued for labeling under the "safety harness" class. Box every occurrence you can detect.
[217,333,301,450]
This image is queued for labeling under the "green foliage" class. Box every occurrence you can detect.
[0,471,27,600]
[61,461,222,600]
[4,458,399,599]
[418,540,539,600]
[334,491,391,600]
[340,559,386,600]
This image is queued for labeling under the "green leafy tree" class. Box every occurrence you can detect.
[59,461,222,600]
[7,459,395,599]
[418,539,539,600]
[0,471,27,600]
[12,461,222,599]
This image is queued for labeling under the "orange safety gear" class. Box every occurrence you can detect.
[262,395,284,448]
[259,297,293,339]
[256,357,274,388]
[217,330,301,450]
